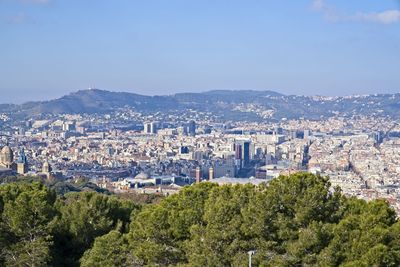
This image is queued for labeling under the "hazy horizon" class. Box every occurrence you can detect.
[1,0,400,103]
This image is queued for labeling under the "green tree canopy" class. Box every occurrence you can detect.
[1,173,400,267]
[0,182,56,266]
[51,191,139,266]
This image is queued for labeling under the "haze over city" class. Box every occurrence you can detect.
[1,0,400,103]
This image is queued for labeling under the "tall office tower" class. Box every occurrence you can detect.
[303,129,311,139]
[144,121,158,134]
[16,148,28,175]
[195,166,201,184]
[235,140,251,167]
[235,143,242,160]
[371,131,382,144]
[188,120,196,136]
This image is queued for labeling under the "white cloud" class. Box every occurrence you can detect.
[354,10,400,24]
[311,0,400,25]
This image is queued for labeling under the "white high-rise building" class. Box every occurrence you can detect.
[144,121,158,134]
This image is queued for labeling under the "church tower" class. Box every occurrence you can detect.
[0,145,14,169]
[16,148,28,175]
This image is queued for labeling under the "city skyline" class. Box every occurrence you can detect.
[1,0,400,103]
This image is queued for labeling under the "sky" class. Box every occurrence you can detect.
[0,0,400,103]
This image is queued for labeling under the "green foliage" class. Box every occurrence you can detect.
[317,198,399,266]
[128,182,217,265]
[0,182,139,267]
[125,173,400,266]
[185,184,257,266]
[80,230,142,267]
[5,237,52,267]
[1,173,400,267]
[51,191,139,266]
[0,175,111,195]
[0,182,56,266]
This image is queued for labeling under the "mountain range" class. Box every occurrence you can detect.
[1,89,400,121]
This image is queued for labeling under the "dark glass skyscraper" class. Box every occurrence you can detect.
[188,120,196,136]
[235,140,251,167]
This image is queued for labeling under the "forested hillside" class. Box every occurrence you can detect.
[1,173,399,266]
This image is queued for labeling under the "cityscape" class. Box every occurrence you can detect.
[1,89,400,214]
[1,0,400,266]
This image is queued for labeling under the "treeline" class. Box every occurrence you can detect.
[0,176,111,195]
[1,173,400,266]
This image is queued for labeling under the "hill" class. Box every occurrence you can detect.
[2,89,400,120]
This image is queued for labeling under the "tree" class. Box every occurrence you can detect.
[4,237,52,267]
[128,182,217,265]
[2,173,400,266]
[0,182,56,266]
[317,198,400,266]
[51,191,139,266]
[186,184,258,266]
[81,230,142,267]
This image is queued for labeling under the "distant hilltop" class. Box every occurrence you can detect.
[1,89,400,120]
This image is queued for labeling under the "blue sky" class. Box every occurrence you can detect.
[0,0,399,103]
